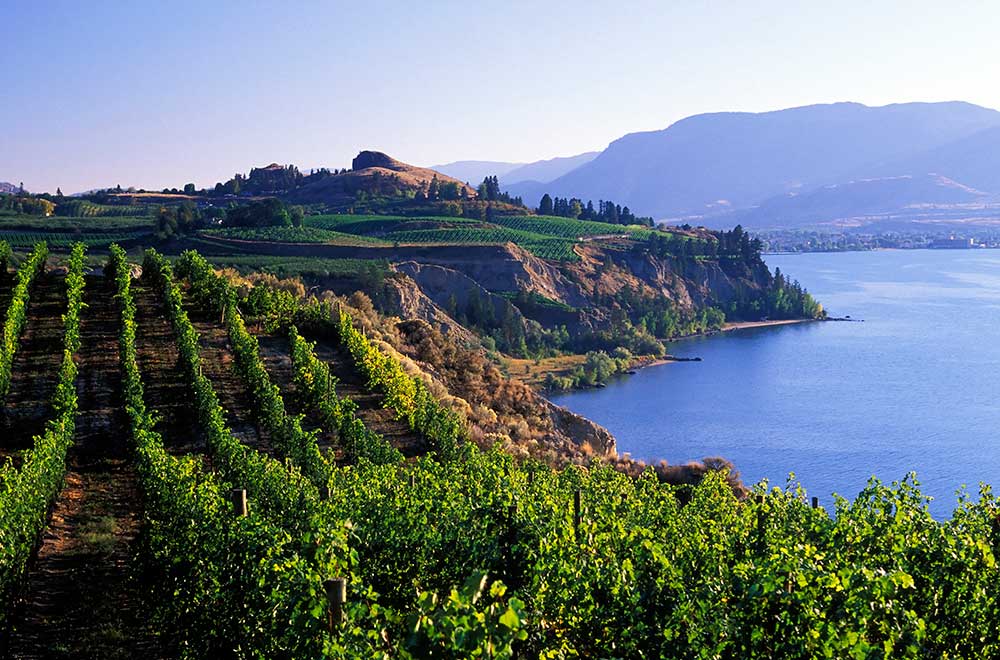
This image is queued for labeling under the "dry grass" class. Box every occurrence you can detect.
[505,354,588,387]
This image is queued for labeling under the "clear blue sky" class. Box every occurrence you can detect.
[4,0,1000,193]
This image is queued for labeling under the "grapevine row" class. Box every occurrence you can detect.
[0,243,84,626]
[0,242,49,401]
[116,245,525,658]
[288,325,402,465]
[108,245,361,657]
[173,249,332,486]
[0,240,11,277]
[141,248,322,530]
[334,307,464,459]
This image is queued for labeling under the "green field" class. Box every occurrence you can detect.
[380,226,580,260]
[304,213,480,234]
[0,229,152,249]
[197,254,389,278]
[299,213,663,261]
[0,214,155,232]
[202,225,389,246]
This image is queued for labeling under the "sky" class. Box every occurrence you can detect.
[4,0,1000,194]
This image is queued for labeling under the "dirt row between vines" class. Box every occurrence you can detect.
[255,331,426,459]
[0,274,67,464]
[4,274,161,660]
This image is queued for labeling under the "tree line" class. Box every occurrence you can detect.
[537,194,654,226]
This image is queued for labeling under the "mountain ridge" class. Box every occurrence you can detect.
[504,101,1000,226]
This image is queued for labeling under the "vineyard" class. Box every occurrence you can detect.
[203,226,389,246]
[294,213,674,261]
[0,243,999,658]
[0,230,151,249]
[181,212,710,263]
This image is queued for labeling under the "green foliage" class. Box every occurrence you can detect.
[193,254,390,280]
[54,199,151,218]
[335,306,466,460]
[0,243,85,626]
[382,227,580,261]
[109,245,360,657]
[0,230,149,249]
[289,326,402,465]
[0,242,49,401]
[403,572,526,658]
[204,225,388,245]
[175,250,332,485]
[0,195,55,216]
[225,198,293,228]
[155,201,202,241]
[0,240,10,278]
[142,248,323,529]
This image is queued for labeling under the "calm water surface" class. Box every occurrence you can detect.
[551,250,1000,516]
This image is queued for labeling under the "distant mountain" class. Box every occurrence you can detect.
[506,102,1000,222]
[872,125,1000,194]
[432,151,599,189]
[720,174,991,229]
[430,160,524,184]
[0,182,21,194]
[502,152,599,186]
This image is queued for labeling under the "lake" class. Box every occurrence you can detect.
[550,249,1000,516]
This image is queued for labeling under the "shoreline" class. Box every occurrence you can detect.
[721,318,818,332]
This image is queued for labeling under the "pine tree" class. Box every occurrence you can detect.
[539,193,554,215]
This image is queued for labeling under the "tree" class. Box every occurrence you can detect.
[539,194,553,215]
[56,187,63,197]
[183,183,196,195]
[289,205,305,227]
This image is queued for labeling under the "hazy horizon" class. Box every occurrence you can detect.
[5,1,1000,193]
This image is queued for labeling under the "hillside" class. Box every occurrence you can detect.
[723,174,992,229]
[0,240,996,658]
[0,182,21,194]
[285,151,477,204]
[505,101,1000,223]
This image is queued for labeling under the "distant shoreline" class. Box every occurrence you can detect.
[721,318,817,332]
[635,318,820,368]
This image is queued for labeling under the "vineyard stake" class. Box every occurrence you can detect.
[325,578,347,630]
[573,489,582,540]
[231,488,248,517]
[409,473,416,488]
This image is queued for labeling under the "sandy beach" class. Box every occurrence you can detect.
[721,318,818,332]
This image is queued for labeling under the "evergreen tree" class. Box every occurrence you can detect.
[539,193,553,215]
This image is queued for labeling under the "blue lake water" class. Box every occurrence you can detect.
[550,249,1000,516]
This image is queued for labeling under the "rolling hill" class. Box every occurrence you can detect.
[286,150,476,204]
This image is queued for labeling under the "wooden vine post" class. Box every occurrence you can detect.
[573,489,582,541]
[231,488,248,517]
[324,578,347,631]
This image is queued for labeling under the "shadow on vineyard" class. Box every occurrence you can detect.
[1,274,67,460]
[4,270,161,658]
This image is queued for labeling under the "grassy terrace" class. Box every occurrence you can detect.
[202,225,389,246]
[295,213,669,261]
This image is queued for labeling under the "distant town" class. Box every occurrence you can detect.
[757,228,1000,253]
